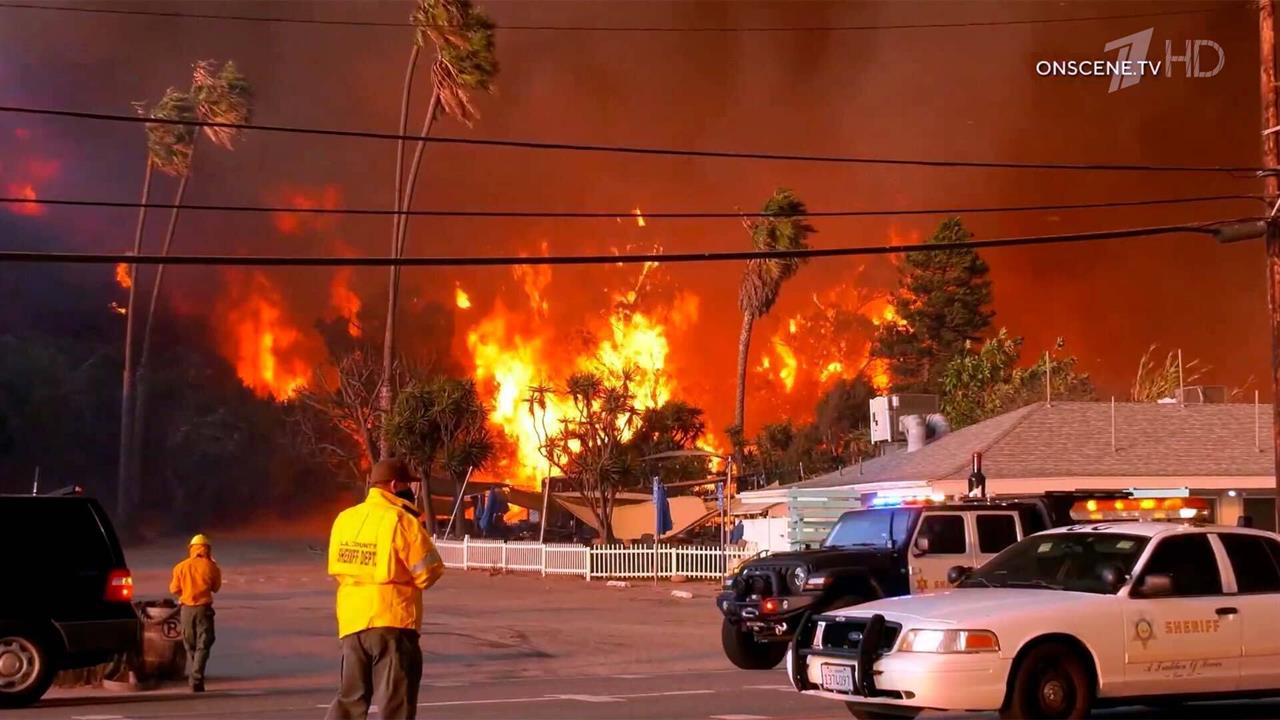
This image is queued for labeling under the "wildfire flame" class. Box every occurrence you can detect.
[3,156,59,217]
[216,272,315,401]
[633,207,646,227]
[756,282,905,404]
[455,285,472,310]
[329,269,362,338]
[115,262,132,289]
[512,264,550,319]
[272,184,341,235]
[866,302,906,393]
[466,264,691,490]
[7,183,43,216]
[109,302,127,316]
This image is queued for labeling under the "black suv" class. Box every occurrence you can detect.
[716,491,1125,669]
[0,490,140,707]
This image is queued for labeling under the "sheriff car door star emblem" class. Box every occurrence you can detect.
[1134,618,1155,649]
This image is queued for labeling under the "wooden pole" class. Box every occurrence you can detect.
[1045,351,1052,406]
[1261,0,1280,532]
[1177,349,1185,405]
[1110,397,1116,453]
[444,466,473,539]
[538,472,553,544]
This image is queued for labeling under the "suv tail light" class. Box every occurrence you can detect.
[106,568,134,602]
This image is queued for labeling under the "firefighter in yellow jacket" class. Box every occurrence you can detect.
[169,534,221,692]
[326,459,444,720]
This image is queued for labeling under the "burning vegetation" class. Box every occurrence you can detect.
[214,271,317,402]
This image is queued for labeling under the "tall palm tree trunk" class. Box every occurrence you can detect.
[117,159,154,520]
[733,312,755,466]
[379,45,422,460]
[393,92,440,258]
[132,169,191,493]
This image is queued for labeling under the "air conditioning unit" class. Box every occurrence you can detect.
[1176,386,1228,404]
[870,394,941,444]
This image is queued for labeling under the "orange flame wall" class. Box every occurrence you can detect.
[214,270,319,401]
[189,187,898,491]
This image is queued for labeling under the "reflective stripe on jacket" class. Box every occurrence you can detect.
[328,486,445,638]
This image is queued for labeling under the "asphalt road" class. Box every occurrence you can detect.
[15,536,1280,720]
[20,668,1280,719]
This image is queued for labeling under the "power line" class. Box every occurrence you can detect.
[0,220,1246,268]
[0,194,1266,219]
[0,105,1264,174]
[0,2,1226,32]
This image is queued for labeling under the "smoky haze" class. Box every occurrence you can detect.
[0,0,1269,446]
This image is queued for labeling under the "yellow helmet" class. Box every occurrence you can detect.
[189,533,211,547]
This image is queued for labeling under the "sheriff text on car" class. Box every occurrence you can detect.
[789,499,1280,719]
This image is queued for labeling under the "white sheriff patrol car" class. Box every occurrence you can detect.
[789,499,1280,719]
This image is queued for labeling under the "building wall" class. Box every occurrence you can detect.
[741,517,790,552]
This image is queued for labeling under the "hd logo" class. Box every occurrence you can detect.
[1103,27,1225,93]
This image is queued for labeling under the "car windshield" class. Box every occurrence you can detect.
[960,531,1150,594]
[823,508,920,550]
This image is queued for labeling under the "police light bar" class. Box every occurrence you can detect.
[870,494,947,508]
[1069,496,1210,521]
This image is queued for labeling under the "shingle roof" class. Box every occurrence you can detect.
[794,401,1274,489]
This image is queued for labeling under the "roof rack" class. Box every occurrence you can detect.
[42,485,83,497]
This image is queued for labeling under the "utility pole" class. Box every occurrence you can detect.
[1260,0,1280,531]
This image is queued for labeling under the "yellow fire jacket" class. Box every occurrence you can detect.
[328,486,445,638]
[169,545,221,607]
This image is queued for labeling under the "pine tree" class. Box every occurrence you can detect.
[872,217,994,393]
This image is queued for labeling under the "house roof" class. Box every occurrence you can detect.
[792,401,1274,490]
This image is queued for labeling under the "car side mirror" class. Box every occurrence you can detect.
[912,535,931,556]
[1099,564,1127,593]
[946,565,971,585]
[1136,573,1174,598]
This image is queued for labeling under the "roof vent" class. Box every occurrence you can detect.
[870,394,940,444]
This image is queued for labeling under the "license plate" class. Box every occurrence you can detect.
[820,663,855,693]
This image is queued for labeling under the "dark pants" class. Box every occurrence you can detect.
[180,604,215,687]
[326,628,422,720]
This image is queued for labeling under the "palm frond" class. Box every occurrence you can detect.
[412,0,498,125]
[738,189,815,317]
[191,59,254,149]
[144,88,197,177]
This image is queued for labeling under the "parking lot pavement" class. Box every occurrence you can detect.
[17,668,843,720]
[15,537,1280,719]
[23,668,1280,720]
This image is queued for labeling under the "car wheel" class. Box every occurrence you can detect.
[721,617,788,670]
[1000,641,1092,719]
[0,629,56,709]
[845,702,921,719]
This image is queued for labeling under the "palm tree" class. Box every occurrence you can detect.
[132,61,253,499]
[117,88,197,520]
[732,189,816,464]
[379,0,498,458]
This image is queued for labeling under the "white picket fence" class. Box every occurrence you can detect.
[434,537,755,581]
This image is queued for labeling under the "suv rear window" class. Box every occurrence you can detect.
[0,499,115,571]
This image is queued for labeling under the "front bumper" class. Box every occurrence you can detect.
[717,592,818,636]
[797,649,1011,712]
